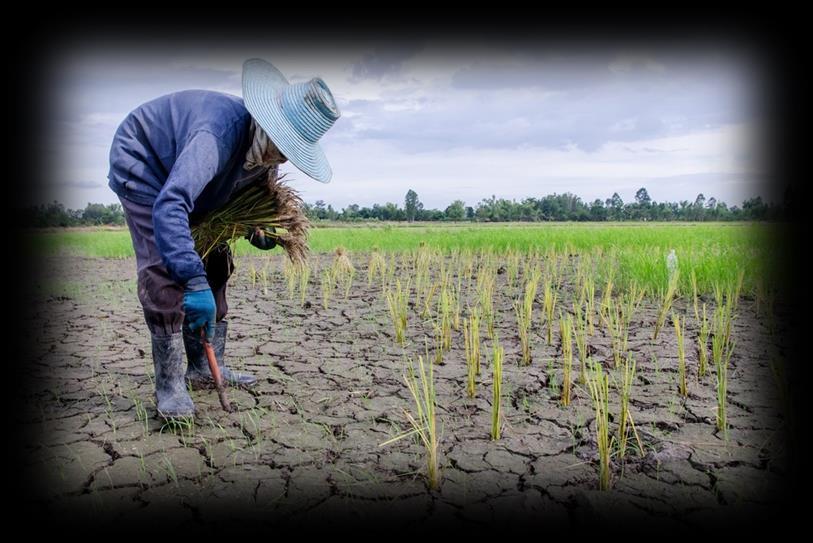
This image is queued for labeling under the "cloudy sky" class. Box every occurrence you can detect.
[40,40,770,210]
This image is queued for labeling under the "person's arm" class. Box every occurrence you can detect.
[152,130,229,289]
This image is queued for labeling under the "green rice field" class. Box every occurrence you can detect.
[25,222,784,297]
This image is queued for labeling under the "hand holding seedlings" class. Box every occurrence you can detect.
[245,225,278,250]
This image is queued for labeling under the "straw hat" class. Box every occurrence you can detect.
[242,58,340,183]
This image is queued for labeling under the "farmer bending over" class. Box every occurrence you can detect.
[108,59,340,419]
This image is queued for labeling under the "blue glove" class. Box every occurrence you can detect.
[183,287,216,341]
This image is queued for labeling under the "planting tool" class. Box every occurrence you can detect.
[201,330,233,413]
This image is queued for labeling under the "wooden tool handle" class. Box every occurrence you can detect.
[201,330,233,412]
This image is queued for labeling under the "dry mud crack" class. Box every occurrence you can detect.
[18,254,791,530]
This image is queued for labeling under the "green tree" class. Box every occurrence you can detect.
[606,193,624,221]
[404,189,422,222]
[444,200,466,221]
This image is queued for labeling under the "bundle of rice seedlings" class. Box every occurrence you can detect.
[385,279,410,345]
[192,173,310,265]
[379,355,439,490]
[586,360,612,490]
[332,246,355,298]
[332,246,355,276]
[368,248,387,287]
[653,270,680,340]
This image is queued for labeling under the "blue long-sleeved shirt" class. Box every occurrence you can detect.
[108,90,268,289]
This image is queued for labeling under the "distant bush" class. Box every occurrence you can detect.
[22,186,788,228]
[23,201,125,227]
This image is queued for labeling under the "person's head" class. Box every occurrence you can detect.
[243,120,288,171]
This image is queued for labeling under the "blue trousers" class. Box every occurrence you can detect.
[119,196,233,336]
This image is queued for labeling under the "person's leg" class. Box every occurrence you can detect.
[183,244,257,388]
[120,196,194,418]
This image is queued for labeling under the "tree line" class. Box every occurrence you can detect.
[22,187,785,227]
[304,188,785,222]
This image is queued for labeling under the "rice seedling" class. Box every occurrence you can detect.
[383,253,398,288]
[413,244,433,309]
[283,259,298,299]
[430,323,445,365]
[617,353,637,459]
[710,287,736,438]
[461,251,475,296]
[491,335,504,440]
[514,300,531,367]
[621,282,645,329]
[542,274,558,345]
[420,282,439,320]
[159,415,194,436]
[385,279,410,346]
[546,357,560,397]
[559,313,574,406]
[260,266,269,296]
[673,313,687,397]
[599,269,615,326]
[192,173,309,264]
[690,269,700,322]
[586,360,612,490]
[331,246,356,298]
[98,384,118,437]
[602,298,627,369]
[379,355,439,490]
[321,269,335,310]
[133,397,149,435]
[653,270,679,340]
[248,260,257,288]
[137,453,149,486]
[368,248,387,287]
[297,262,311,306]
[697,303,710,378]
[731,269,745,312]
[506,250,521,291]
[463,310,481,398]
[544,246,564,287]
[572,302,589,384]
[514,266,540,365]
[583,275,597,335]
[451,281,462,331]
[712,282,736,352]
[160,454,179,486]
[477,268,496,339]
[437,284,453,353]
[713,334,735,438]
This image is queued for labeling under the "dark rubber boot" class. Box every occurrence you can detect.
[183,321,257,389]
[151,333,195,419]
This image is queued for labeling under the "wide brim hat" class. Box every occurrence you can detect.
[242,58,340,183]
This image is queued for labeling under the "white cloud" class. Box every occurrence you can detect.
[39,44,771,210]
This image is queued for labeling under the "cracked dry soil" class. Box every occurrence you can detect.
[18,253,790,531]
